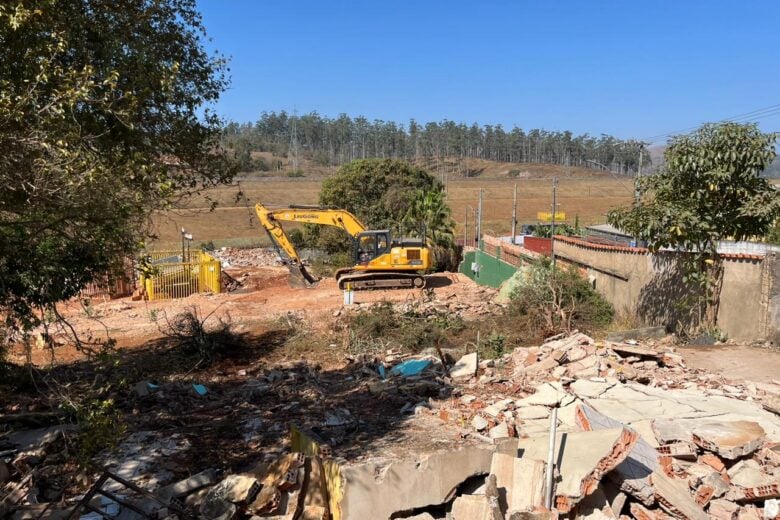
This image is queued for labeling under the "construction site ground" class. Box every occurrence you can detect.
[12,261,780,375]
[3,252,780,520]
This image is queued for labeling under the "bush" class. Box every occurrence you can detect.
[478,332,507,359]
[67,398,126,465]
[159,306,241,365]
[345,301,464,355]
[509,260,613,336]
[254,156,270,172]
[286,170,305,178]
[288,228,306,249]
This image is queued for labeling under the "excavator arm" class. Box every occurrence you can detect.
[255,203,368,286]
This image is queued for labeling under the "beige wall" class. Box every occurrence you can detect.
[553,239,767,341]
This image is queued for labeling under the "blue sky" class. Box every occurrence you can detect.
[197,1,780,142]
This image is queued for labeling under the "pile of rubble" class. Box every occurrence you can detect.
[415,332,780,520]
[210,247,282,268]
[339,284,502,320]
[3,332,779,520]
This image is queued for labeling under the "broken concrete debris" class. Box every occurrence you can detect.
[450,352,478,381]
[3,332,780,520]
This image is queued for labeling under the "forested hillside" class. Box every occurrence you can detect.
[223,111,649,176]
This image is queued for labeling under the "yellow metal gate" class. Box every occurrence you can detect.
[141,251,222,300]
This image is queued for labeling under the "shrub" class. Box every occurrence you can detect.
[345,301,464,355]
[159,306,241,365]
[509,260,613,336]
[67,398,126,465]
[478,332,507,359]
[288,228,306,249]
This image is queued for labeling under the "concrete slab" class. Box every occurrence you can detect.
[575,404,658,506]
[336,443,502,519]
[490,454,546,514]
[583,383,780,441]
[571,379,617,399]
[516,427,638,512]
[514,405,550,420]
[691,421,766,460]
[727,460,772,489]
[450,353,478,381]
[451,494,489,520]
[651,471,709,520]
[526,382,570,407]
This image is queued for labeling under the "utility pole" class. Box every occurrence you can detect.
[290,109,299,173]
[477,188,483,248]
[634,145,644,247]
[511,183,518,244]
[551,177,558,268]
[463,208,468,248]
[635,145,643,203]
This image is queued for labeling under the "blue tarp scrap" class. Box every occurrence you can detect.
[390,358,432,377]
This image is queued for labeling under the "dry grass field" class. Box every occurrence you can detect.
[150,173,635,248]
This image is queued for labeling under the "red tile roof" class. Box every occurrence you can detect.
[553,235,764,262]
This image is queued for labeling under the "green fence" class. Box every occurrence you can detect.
[459,247,518,288]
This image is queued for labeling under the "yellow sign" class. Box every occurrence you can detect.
[537,211,566,222]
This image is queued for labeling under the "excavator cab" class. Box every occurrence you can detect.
[355,231,390,265]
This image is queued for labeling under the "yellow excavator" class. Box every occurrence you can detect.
[255,203,431,290]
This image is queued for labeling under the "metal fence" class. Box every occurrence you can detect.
[141,250,222,301]
[79,259,137,300]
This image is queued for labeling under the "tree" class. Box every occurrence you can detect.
[314,159,450,257]
[403,189,457,271]
[608,122,779,331]
[0,1,234,334]
[403,190,455,248]
[230,111,650,175]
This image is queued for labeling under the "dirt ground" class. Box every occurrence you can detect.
[679,344,780,383]
[16,264,780,388]
[12,267,466,366]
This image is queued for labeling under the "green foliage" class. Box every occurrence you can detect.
[765,220,780,246]
[0,1,235,333]
[225,111,649,175]
[317,159,453,261]
[509,261,614,336]
[532,224,577,238]
[403,190,456,246]
[67,398,126,465]
[345,301,464,355]
[321,159,441,230]
[286,170,305,178]
[403,189,458,270]
[478,332,507,359]
[608,123,779,326]
[288,229,306,249]
[307,251,352,278]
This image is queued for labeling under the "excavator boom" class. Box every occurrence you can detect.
[255,203,368,287]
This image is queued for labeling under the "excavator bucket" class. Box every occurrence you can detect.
[286,263,319,288]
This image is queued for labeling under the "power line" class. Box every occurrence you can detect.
[641,102,780,144]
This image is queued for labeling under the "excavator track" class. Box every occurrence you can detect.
[336,270,426,290]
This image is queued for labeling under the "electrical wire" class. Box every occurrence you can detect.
[641,102,780,144]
